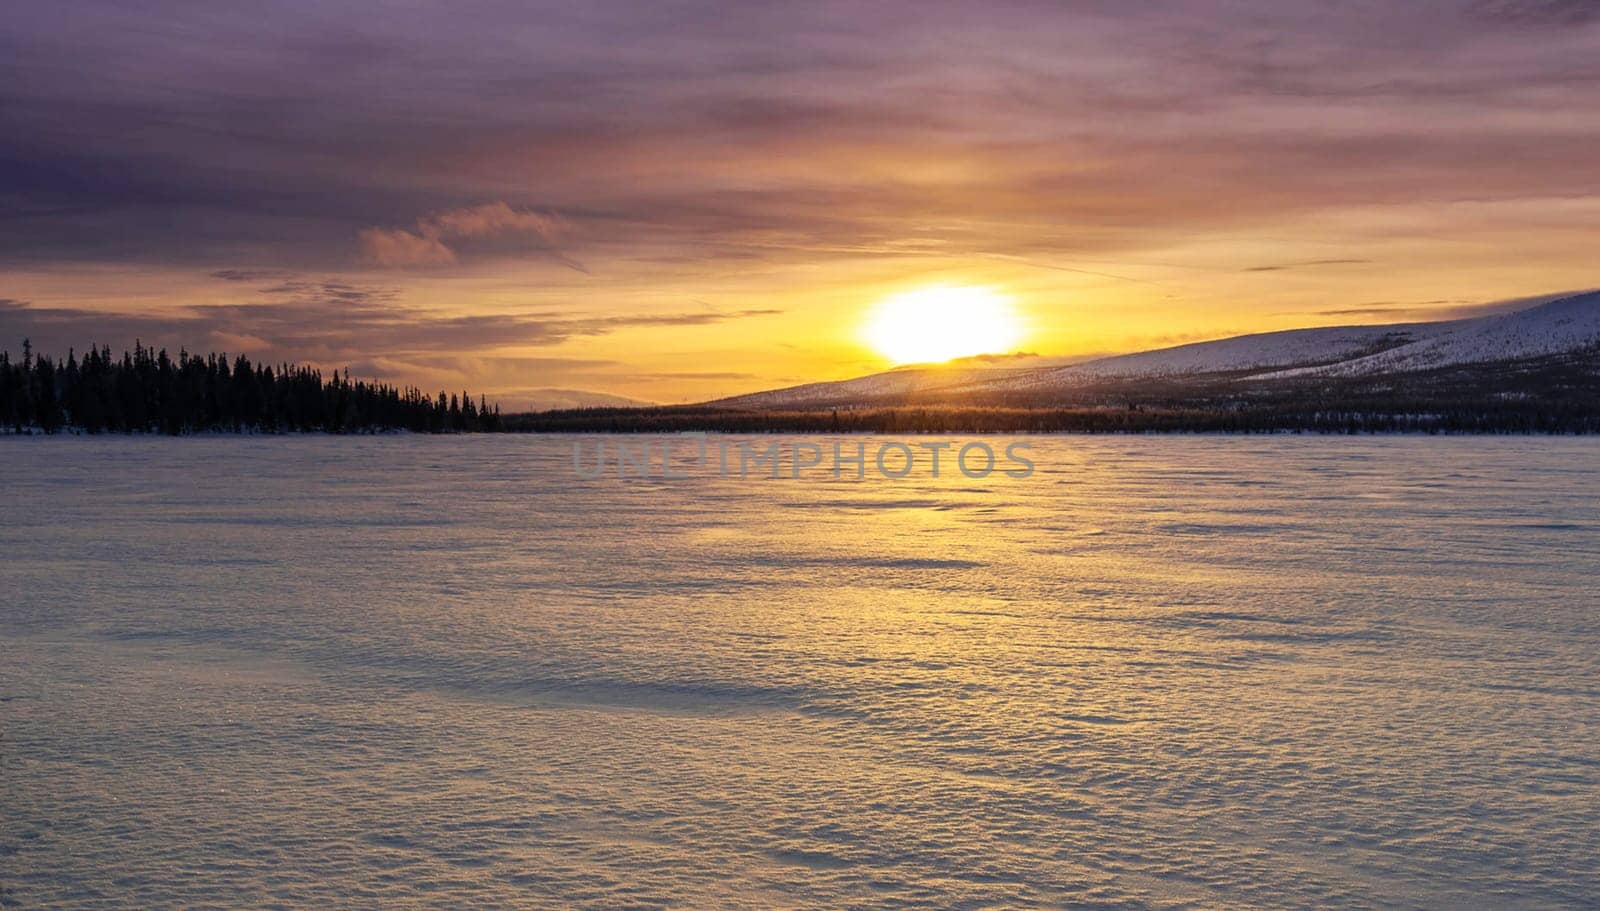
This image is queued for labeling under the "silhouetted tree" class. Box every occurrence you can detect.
[0,341,502,434]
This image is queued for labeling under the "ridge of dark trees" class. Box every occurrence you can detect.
[1,339,500,434]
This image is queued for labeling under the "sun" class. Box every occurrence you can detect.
[864,286,1024,365]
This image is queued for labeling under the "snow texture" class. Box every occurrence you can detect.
[3,436,1599,909]
[1262,290,1600,378]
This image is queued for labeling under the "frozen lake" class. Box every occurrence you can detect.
[3,436,1598,909]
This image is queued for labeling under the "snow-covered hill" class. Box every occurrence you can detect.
[1262,290,1600,378]
[1004,322,1443,388]
[712,290,1600,408]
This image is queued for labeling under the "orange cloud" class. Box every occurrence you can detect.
[359,202,567,268]
[420,202,563,240]
[357,227,458,267]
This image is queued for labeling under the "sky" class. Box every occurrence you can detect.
[3,0,1598,407]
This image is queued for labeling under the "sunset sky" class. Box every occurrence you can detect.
[3,0,1598,407]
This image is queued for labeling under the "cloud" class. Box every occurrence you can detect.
[620,371,758,381]
[1312,306,1456,319]
[1468,0,1600,26]
[358,202,577,269]
[1309,288,1596,320]
[252,280,399,304]
[210,269,292,282]
[0,284,781,367]
[1243,259,1373,273]
[356,228,458,267]
[3,0,1597,282]
[576,309,782,330]
[420,202,562,240]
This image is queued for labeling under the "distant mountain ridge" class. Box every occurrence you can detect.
[502,388,656,412]
[712,290,1600,409]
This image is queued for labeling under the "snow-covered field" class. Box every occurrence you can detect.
[2,436,1598,909]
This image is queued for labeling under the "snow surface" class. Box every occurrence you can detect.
[1262,290,1600,378]
[1019,323,1441,383]
[3,436,1600,909]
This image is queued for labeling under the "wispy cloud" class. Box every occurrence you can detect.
[1469,0,1600,26]
[0,283,781,367]
[1244,259,1372,273]
[210,269,293,282]
[1309,289,1595,320]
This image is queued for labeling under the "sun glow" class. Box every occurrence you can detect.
[864,286,1024,364]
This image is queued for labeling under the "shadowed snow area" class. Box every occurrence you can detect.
[2,436,1599,908]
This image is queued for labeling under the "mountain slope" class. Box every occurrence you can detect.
[1002,323,1440,387]
[1262,290,1600,378]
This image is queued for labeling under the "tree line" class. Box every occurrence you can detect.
[7,337,1596,436]
[506,403,1600,434]
[1,340,500,434]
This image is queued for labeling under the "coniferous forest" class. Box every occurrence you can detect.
[1,340,500,434]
